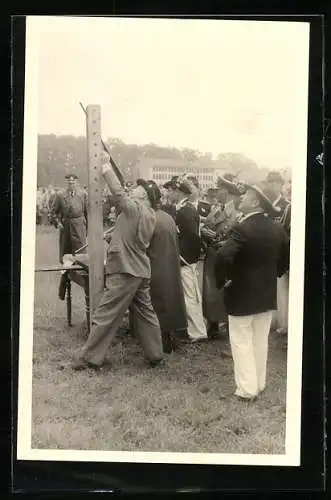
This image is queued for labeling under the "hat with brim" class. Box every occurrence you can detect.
[265,171,284,185]
[163,176,192,195]
[65,174,78,180]
[217,173,243,196]
[136,178,160,209]
[246,183,281,215]
[184,175,200,189]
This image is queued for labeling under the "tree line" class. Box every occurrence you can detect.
[37,134,276,187]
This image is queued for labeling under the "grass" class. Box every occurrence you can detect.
[31,225,287,454]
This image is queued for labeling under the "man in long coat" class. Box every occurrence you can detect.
[145,181,188,353]
[49,174,88,263]
[215,183,290,400]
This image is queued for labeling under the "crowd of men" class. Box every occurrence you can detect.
[43,159,291,402]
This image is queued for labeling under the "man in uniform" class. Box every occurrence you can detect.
[49,173,88,264]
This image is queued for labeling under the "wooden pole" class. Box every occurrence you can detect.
[86,105,104,330]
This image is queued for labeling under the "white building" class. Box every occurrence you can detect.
[134,158,227,190]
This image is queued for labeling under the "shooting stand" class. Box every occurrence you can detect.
[35,105,105,333]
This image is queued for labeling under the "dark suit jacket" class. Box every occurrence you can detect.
[214,212,290,316]
[176,202,202,265]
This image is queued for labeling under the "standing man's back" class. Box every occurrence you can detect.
[147,189,188,352]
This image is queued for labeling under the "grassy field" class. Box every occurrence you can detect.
[31,225,287,454]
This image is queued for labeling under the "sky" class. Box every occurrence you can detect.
[28,16,310,170]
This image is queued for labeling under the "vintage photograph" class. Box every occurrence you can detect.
[17,16,309,466]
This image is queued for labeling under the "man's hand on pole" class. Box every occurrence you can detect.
[101,151,112,176]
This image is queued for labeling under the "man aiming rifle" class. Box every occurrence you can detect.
[69,150,164,371]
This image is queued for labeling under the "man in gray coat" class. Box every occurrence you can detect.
[71,157,164,370]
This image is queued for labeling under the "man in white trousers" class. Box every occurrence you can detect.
[215,183,290,400]
[164,176,208,343]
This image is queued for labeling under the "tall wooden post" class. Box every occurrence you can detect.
[86,105,104,330]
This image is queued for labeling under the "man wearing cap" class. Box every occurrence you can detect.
[214,183,289,400]
[71,156,164,370]
[164,176,207,343]
[49,174,88,264]
[202,173,243,339]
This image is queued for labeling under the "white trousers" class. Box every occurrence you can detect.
[228,311,273,398]
[181,263,208,340]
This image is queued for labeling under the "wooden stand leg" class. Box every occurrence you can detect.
[66,279,72,327]
[85,294,90,332]
[84,280,90,333]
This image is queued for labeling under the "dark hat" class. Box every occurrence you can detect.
[136,178,160,209]
[65,173,78,180]
[146,180,162,204]
[163,176,192,195]
[246,182,281,215]
[265,171,284,185]
[217,173,244,196]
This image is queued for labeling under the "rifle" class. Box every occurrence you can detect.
[79,102,125,187]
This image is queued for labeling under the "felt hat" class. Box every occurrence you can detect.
[265,171,285,185]
[217,172,245,196]
[136,178,160,209]
[163,175,192,195]
[184,174,200,189]
[245,182,282,215]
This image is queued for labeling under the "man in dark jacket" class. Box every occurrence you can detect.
[215,183,289,400]
[164,176,207,343]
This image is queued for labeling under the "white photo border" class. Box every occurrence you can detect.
[16,15,310,467]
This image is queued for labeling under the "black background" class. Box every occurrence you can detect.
[4,7,327,497]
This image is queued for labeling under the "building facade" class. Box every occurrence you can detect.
[134,158,222,190]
